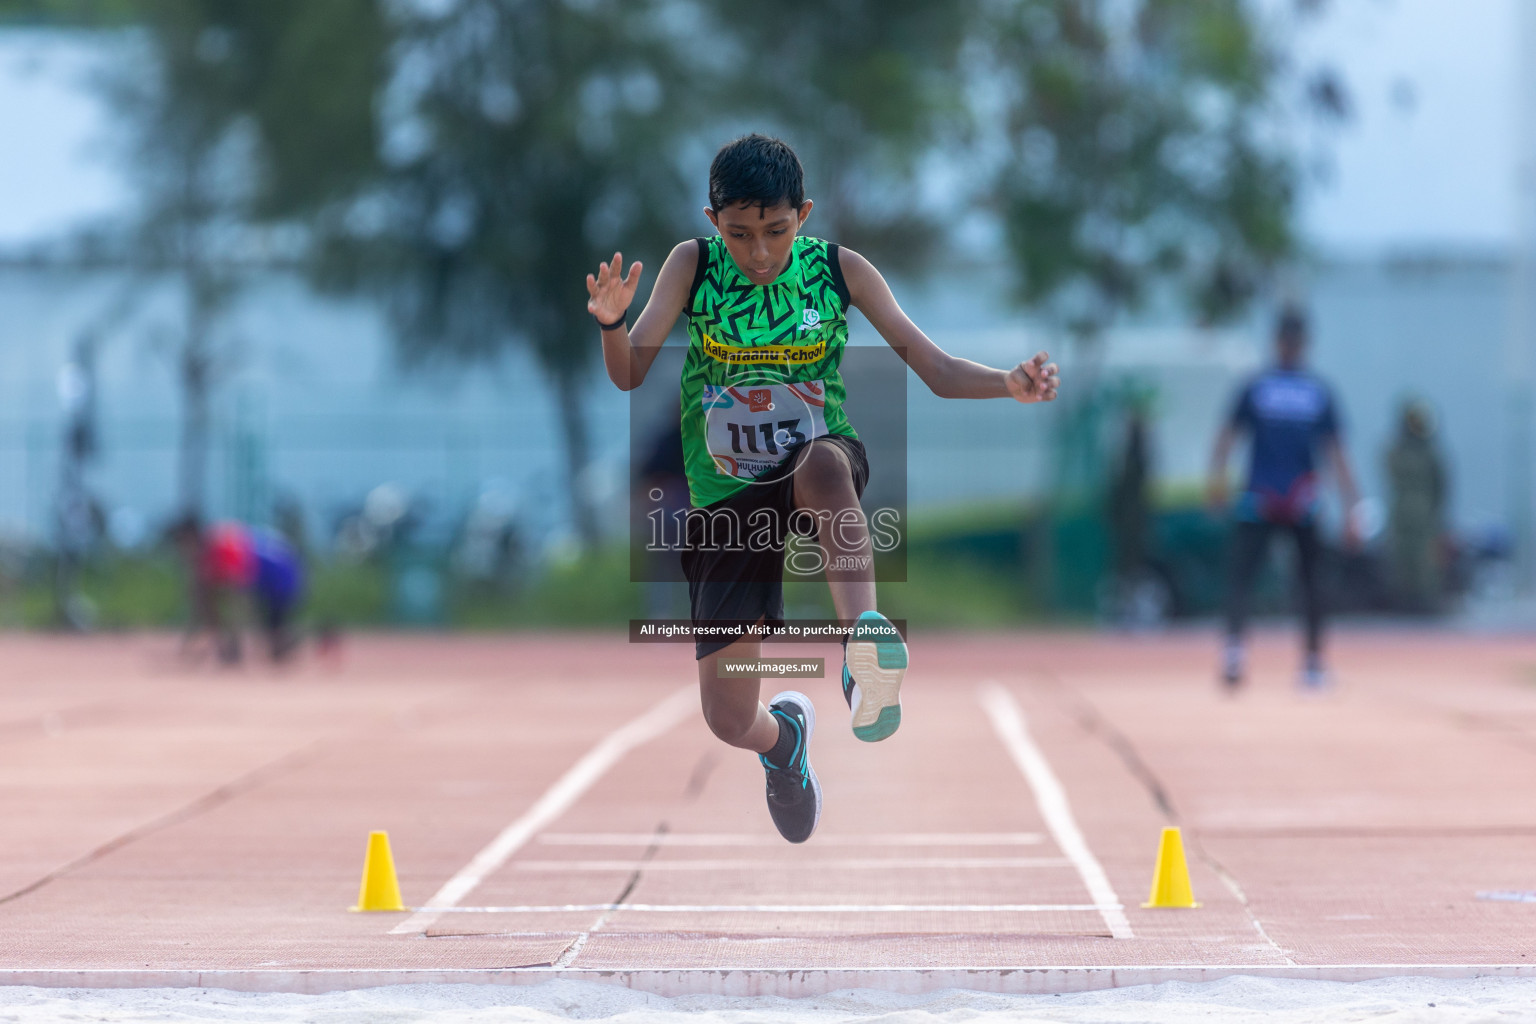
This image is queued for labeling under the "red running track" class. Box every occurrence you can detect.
[0,629,1533,992]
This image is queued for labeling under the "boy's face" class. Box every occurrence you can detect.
[704,199,813,287]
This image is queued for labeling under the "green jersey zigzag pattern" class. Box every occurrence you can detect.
[680,235,856,508]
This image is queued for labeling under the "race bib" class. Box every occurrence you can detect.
[702,380,829,479]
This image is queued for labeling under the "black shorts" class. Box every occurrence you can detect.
[682,434,869,660]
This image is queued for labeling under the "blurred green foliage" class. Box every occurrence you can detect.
[0,491,1250,632]
[0,507,1039,629]
[987,0,1299,331]
[710,0,974,270]
[307,558,391,626]
[0,0,136,25]
[454,548,640,629]
[2,554,183,628]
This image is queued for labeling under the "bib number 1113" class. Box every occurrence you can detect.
[725,419,804,455]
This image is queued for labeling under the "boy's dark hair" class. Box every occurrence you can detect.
[709,134,804,213]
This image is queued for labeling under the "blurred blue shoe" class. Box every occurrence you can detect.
[1221,641,1244,691]
[1300,654,1332,693]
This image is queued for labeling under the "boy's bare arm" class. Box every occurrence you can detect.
[586,241,698,391]
[838,247,1059,403]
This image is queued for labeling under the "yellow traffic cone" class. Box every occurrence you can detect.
[350,830,407,912]
[1142,826,1201,908]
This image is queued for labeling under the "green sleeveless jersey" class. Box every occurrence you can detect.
[680,234,856,508]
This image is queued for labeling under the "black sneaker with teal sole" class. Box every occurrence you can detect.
[843,610,907,742]
[760,691,821,844]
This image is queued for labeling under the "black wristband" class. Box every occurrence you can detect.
[597,311,628,331]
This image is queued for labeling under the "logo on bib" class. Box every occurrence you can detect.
[747,388,774,412]
[802,309,821,330]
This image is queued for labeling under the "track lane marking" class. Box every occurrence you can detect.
[422,902,1117,913]
[536,832,1046,846]
[390,685,695,936]
[508,857,1071,871]
[979,682,1135,940]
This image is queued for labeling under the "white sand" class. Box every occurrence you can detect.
[0,977,1533,1023]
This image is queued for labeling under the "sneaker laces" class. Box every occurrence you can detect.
[760,708,806,793]
[764,765,806,803]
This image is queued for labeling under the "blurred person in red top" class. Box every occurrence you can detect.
[171,516,305,664]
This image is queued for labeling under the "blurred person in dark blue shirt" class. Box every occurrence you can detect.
[1207,307,1361,690]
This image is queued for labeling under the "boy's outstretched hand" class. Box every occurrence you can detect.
[1006,352,1060,404]
[586,252,642,325]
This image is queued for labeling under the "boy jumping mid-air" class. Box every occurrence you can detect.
[585,135,1060,843]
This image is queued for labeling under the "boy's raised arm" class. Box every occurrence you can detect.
[838,247,1059,403]
[587,241,698,391]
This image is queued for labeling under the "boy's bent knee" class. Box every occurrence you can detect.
[792,441,853,499]
[701,698,758,745]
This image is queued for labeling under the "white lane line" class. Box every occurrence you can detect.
[979,682,1134,940]
[509,857,1070,871]
[391,685,695,936]
[536,832,1045,846]
[423,902,1117,914]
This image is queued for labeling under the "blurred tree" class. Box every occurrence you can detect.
[973,0,1333,607]
[268,0,699,550]
[981,0,1302,336]
[0,0,136,24]
[115,0,382,522]
[4,0,1336,557]
[303,0,978,544]
[706,0,975,274]
[112,3,248,522]
[0,0,382,524]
